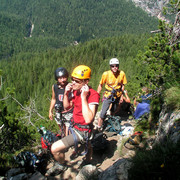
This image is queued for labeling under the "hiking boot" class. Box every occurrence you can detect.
[94,125,103,132]
[45,162,67,176]
[98,127,103,132]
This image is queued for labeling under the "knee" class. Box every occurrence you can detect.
[51,140,65,155]
[51,143,59,155]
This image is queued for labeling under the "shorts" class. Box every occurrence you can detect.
[61,128,87,148]
[55,110,73,126]
[55,112,62,125]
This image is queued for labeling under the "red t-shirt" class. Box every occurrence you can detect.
[72,87,100,131]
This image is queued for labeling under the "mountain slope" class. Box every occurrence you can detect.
[0,0,158,60]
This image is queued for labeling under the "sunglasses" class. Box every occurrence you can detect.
[110,65,119,68]
[71,78,83,84]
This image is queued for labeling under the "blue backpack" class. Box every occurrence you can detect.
[104,115,122,134]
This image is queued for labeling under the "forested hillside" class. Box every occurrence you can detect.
[0,0,158,60]
[0,34,150,114]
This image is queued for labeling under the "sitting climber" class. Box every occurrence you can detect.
[133,87,152,119]
[113,90,133,119]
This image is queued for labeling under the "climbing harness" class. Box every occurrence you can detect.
[105,84,123,102]
[54,104,66,137]
[68,119,93,156]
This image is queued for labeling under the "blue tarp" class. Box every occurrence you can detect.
[134,102,150,119]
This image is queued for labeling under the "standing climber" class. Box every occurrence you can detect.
[49,67,73,136]
[97,58,127,130]
[46,65,100,176]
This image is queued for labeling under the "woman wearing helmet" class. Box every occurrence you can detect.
[97,58,127,131]
[46,65,100,176]
[49,67,72,136]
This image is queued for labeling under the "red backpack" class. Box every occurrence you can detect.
[40,130,61,150]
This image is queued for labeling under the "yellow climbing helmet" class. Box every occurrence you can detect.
[71,65,91,79]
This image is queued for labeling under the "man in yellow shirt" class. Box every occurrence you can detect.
[97,58,127,130]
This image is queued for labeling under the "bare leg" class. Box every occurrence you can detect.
[98,117,104,127]
[46,139,67,176]
[51,139,66,164]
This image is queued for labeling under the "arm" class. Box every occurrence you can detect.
[123,90,130,103]
[97,72,106,94]
[97,84,103,94]
[49,85,56,120]
[63,83,73,110]
[82,101,98,124]
[121,84,125,92]
[119,84,126,104]
[81,85,98,124]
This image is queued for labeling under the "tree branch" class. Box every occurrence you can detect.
[151,29,162,34]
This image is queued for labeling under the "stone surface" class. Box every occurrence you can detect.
[76,164,100,180]
[128,0,170,22]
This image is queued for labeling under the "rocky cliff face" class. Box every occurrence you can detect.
[128,0,170,22]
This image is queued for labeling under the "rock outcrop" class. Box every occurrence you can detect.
[98,105,180,179]
[128,0,170,22]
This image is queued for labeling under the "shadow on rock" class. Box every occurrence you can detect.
[91,139,117,166]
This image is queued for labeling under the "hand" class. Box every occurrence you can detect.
[81,84,89,99]
[49,112,54,120]
[65,83,72,94]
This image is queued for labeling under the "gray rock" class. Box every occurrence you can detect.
[76,164,100,180]
[8,173,29,180]
[99,159,131,180]
[29,171,47,180]
[128,0,170,22]
[6,168,25,179]
[155,109,180,144]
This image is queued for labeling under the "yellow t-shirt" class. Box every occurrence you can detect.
[99,70,127,98]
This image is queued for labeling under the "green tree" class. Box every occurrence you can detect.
[134,0,180,121]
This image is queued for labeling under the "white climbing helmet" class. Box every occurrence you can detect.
[109,58,119,65]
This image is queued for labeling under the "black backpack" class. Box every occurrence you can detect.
[14,151,40,171]
[91,132,109,151]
